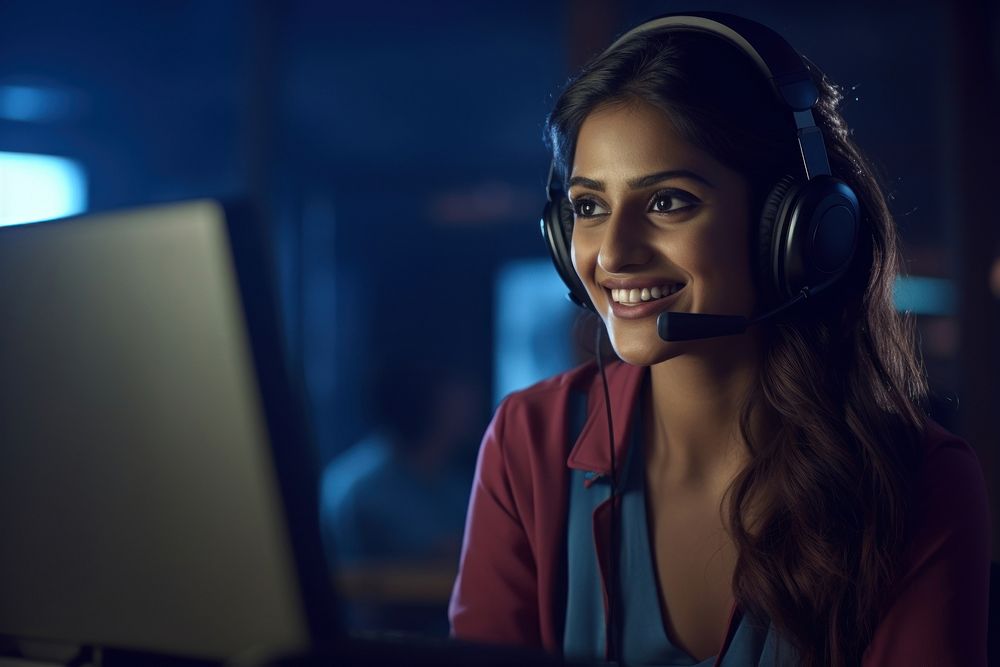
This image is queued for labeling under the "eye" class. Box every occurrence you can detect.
[649,189,699,215]
[571,197,607,219]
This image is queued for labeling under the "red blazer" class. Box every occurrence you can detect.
[448,360,991,665]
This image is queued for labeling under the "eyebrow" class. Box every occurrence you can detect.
[567,169,715,191]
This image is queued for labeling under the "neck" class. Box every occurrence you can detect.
[645,335,765,494]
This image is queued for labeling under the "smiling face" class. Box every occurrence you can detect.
[569,99,758,365]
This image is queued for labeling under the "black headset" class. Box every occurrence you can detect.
[540,11,861,315]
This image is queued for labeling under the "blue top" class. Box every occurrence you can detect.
[563,397,798,666]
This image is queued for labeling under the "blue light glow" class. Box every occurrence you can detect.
[893,275,955,316]
[0,151,87,227]
[494,259,578,405]
[0,85,76,122]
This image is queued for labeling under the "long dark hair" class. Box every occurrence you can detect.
[545,27,929,667]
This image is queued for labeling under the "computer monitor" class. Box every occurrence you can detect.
[0,200,338,662]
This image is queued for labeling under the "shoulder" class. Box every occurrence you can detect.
[494,358,636,421]
[497,361,599,411]
[910,419,990,542]
[900,417,991,598]
[863,419,991,664]
[472,361,624,510]
[490,361,599,439]
[489,359,637,453]
[480,361,597,469]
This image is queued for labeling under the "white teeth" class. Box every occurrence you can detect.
[611,283,685,304]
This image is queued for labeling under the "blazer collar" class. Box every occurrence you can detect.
[566,360,646,479]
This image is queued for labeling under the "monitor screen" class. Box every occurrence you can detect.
[0,200,336,661]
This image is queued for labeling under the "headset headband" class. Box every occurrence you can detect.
[589,11,832,181]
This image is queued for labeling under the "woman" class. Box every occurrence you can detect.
[449,12,990,667]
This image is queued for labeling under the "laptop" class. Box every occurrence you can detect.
[0,200,338,663]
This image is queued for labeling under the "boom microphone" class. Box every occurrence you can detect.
[657,288,811,342]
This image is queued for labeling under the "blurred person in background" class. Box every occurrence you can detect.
[321,354,478,635]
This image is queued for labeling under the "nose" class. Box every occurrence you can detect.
[597,209,654,274]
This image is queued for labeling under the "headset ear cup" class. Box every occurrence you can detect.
[541,195,593,310]
[758,175,797,302]
[558,197,575,252]
[557,198,594,310]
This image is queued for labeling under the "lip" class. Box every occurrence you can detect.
[600,278,686,291]
[607,284,687,320]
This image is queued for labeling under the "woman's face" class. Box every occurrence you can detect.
[569,99,758,366]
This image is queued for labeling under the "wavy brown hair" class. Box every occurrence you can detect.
[545,26,929,667]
